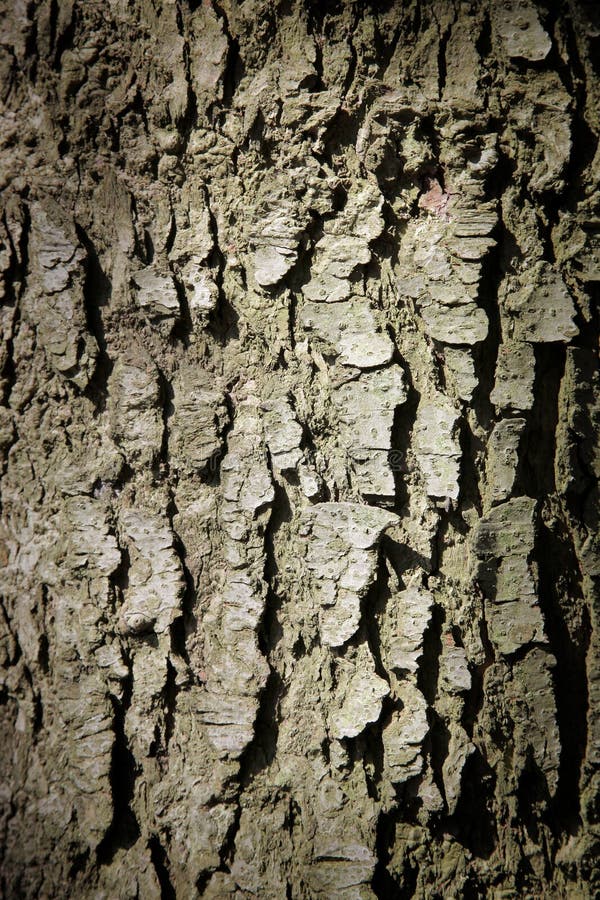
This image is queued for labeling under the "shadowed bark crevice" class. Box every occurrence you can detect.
[96,671,140,865]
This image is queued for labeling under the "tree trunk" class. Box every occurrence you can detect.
[1,0,599,896]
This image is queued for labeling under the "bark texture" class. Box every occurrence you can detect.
[0,0,599,897]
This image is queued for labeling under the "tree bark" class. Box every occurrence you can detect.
[0,0,599,896]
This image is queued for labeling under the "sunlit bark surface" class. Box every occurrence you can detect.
[0,1,599,896]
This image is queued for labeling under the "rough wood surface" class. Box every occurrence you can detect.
[0,1,599,897]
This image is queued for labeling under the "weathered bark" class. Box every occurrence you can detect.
[0,0,599,897]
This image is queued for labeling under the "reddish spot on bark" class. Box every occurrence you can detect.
[418,177,457,221]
